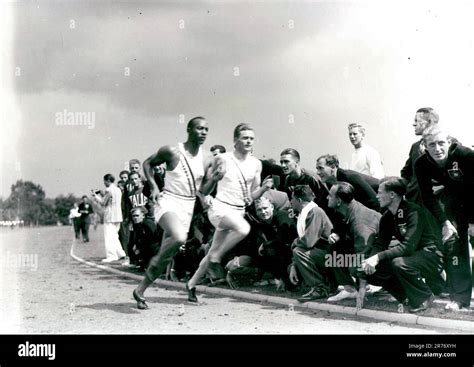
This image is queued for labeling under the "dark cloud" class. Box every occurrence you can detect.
[4,1,474,197]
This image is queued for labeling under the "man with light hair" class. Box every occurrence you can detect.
[401,107,439,203]
[230,196,296,290]
[186,123,273,302]
[360,177,445,313]
[415,125,474,311]
[348,123,384,179]
[129,206,161,271]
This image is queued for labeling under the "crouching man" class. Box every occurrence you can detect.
[325,182,381,302]
[360,177,444,313]
[130,206,161,271]
[288,185,337,302]
[225,196,297,290]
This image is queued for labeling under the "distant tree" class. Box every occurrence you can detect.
[55,194,79,225]
[3,180,55,225]
[39,199,57,225]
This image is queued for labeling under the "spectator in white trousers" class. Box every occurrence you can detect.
[92,174,126,262]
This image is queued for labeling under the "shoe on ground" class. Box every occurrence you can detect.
[387,295,398,302]
[365,285,381,294]
[445,300,463,312]
[133,289,148,310]
[373,288,390,297]
[409,294,434,313]
[297,287,328,303]
[186,283,198,303]
[377,293,398,303]
[327,289,358,302]
[101,258,118,263]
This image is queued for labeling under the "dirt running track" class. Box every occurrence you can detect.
[0,225,466,334]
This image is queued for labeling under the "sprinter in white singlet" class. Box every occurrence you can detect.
[133,117,211,310]
[185,123,273,302]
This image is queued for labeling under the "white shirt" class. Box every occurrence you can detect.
[350,144,384,179]
[95,183,123,223]
[215,152,261,207]
[69,207,81,219]
[163,143,204,198]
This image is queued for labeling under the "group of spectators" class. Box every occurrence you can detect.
[82,108,473,314]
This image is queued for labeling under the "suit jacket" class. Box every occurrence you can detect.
[333,200,381,254]
[400,140,423,204]
[415,142,474,224]
[370,200,441,260]
[291,205,333,250]
[336,168,380,211]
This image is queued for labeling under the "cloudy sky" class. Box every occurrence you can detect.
[1,0,474,198]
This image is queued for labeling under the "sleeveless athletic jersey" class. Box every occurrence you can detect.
[215,152,260,207]
[162,143,204,198]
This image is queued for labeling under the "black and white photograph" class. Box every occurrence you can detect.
[1,0,474,360]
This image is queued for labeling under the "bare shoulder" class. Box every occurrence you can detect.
[203,152,214,168]
[157,144,180,160]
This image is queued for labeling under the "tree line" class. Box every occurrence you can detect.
[0,180,100,226]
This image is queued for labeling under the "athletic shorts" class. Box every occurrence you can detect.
[154,191,196,233]
[207,199,245,230]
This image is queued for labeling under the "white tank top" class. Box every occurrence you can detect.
[215,152,260,207]
[163,143,204,198]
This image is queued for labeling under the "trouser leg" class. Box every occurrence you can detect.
[73,219,80,239]
[119,221,130,255]
[391,250,443,307]
[82,220,90,241]
[364,259,407,303]
[145,232,183,283]
[444,219,472,307]
[293,247,335,292]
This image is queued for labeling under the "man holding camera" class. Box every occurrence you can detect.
[91,174,126,263]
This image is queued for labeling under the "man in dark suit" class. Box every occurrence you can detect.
[360,177,445,313]
[78,196,94,242]
[316,154,380,211]
[415,126,474,311]
[280,148,329,210]
[400,107,439,204]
